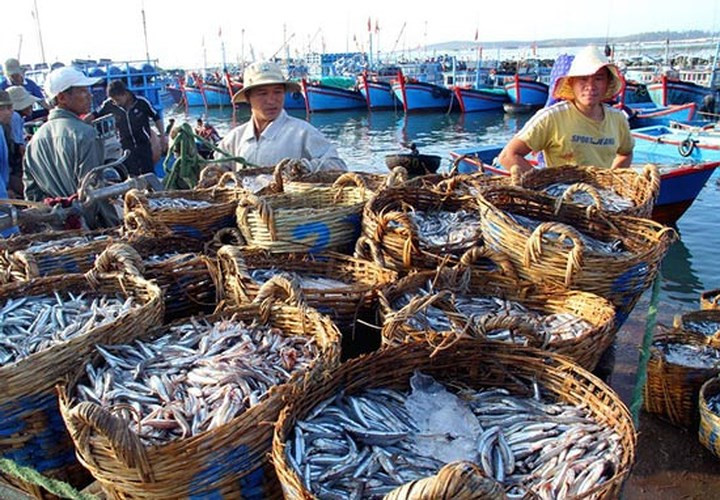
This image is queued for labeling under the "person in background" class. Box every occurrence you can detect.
[23,67,117,228]
[498,45,633,173]
[1,58,50,116]
[6,86,41,196]
[86,80,166,175]
[0,90,19,235]
[165,117,175,135]
[195,118,221,143]
[217,61,346,171]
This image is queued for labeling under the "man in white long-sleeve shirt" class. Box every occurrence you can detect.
[218,61,347,172]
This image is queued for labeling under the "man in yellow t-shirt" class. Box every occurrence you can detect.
[499,46,633,171]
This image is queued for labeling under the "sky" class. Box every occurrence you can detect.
[2,0,718,69]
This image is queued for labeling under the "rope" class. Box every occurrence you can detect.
[630,270,663,426]
[0,458,98,500]
[162,123,256,190]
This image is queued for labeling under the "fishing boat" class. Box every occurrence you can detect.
[503,74,549,113]
[358,71,398,110]
[625,102,697,128]
[453,86,508,113]
[284,89,306,110]
[631,124,720,162]
[449,144,720,224]
[620,80,653,105]
[392,69,455,113]
[300,79,366,112]
[200,82,231,107]
[647,75,716,109]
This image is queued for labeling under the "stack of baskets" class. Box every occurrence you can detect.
[58,280,341,499]
[477,185,676,323]
[0,246,163,497]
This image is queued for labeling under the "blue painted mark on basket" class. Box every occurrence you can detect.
[292,221,330,253]
[36,254,81,275]
[610,262,650,326]
[188,442,260,498]
[170,225,205,240]
[341,213,362,240]
[237,466,266,500]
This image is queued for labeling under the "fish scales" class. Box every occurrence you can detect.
[249,268,349,290]
[147,198,214,210]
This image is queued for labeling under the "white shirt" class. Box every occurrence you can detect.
[217,110,347,172]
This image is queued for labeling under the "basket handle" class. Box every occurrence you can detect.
[124,188,148,212]
[510,164,525,187]
[252,273,306,309]
[354,235,386,268]
[66,401,153,482]
[204,227,247,255]
[471,314,546,346]
[237,193,277,240]
[553,182,603,215]
[456,246,518,281]
[271,158,312,193]
[641,164,661,200]
[435,175,470,195]
[332,172,368,202]
[212,171,242,191]
[385,167,409,188]
[384,461,504,500]
[197,164,229,189]
[216,244,255,303]
[89,243,145,279]
[524,222,585,288]
[376,211,417,269]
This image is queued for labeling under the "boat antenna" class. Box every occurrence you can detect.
[141,0,151,62]
[31,0,46,65]
[16,35,23,60]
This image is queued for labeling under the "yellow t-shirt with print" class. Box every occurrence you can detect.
[517,101,634,168]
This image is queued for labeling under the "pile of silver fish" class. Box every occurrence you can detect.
[285,371,622,499]
[680,317,720,337]
[543,183,635,213]
[144,252,191,265]
[510,214,626,255]
[0,293,137,365]
[249,268,350,290]
[391,282,594,344]
[656,342,720,369]
[75,316,321,445]
[398,209,481,248]
[21,234,112,254]
[147,198,214,210]
[238,174,274,194]
[706,393,720,415]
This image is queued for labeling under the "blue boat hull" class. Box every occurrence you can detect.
[392,81,454,112]
[454,87,507,112]
[449,143,720,224]
[359,80,397,109]
[284,90,306,110]
[504,79,549,106]
[202,85,231,107]
[183,87,206,107]
[302,82,366,112]
[627,103,696,128]
[648,77,715,109]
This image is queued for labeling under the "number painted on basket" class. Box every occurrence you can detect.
[189,443,266,499]
[292,221,331,253]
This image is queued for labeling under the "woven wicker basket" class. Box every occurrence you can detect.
[95,242,219,322]
[644,328,720,428]
[477,185,676,323]
[384,461,505,499]
[272,340,636,500]
[0,228,121,284]
[699,377,720,458]
[360,185,484,272]
[378,248,616,370]
[217,245,397,326]
[58,278,341,499]
[124,188,236,240]
[673,309,720,347]
[512,164,660,218]
[0,246,163,498]
[236,176,371,254]
[406,171,509,198]
[701,289,720,311]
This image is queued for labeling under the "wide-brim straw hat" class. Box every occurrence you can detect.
[232,61,301,104]
[552,46,624,102]
[7,85,41,110]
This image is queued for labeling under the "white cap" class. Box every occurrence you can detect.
[7,85,41,110]
[44,67,101,100]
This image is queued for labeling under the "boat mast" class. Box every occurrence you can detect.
[711,37,720,88]
[16,35,22,60]
[32,0,46,65]
[141,0,150,62]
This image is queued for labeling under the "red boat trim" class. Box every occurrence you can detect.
[632,131,720,151]
[397,69,408,113]
[360,71,371,108]
[301,78,311,114]
[454,87,466,113]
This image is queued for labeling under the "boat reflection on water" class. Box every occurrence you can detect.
[659,234,704,310]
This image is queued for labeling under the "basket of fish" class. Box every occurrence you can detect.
[272,339,636,499]
[673,309,720,347]
[360,185,484,272]
[405,171,509,198]
[644,328,720,428]
[477,186,676,323]
[58,276,341,499]
[124,188,237,240]
[217,245,397,326]
[0,228,121,284]
[512,164,660,218]
[0,245,163,498]
[378,251,616,370]
[699,376,720,458]
[236,175,371,254]
[96,242,219,321]
[701,288,720,311]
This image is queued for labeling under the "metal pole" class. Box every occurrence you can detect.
[32,0,46,65]
[141,0,151,62]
